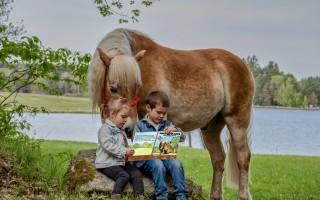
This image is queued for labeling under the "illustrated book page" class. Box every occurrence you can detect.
[128,131,181,161]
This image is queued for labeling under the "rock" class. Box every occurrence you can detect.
[65,149,204,199]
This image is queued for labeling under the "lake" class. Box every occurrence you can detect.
[24,108,320,156]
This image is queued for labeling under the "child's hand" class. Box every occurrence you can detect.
[126,148,135,156]
[164,125,177,135]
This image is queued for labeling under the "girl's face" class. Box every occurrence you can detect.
[110,107,130,129]
[146,103,168,126]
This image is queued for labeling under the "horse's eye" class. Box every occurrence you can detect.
[110,86,118,94]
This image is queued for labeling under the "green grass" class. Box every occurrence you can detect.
[39,140,320,199]
[0,92,92,113]
[2,92,320,199]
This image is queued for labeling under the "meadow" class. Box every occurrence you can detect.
[1,92,91,113]
[1,92,320,199]
[39,140,320,199]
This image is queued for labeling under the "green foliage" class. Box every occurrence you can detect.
[0,0,26,40]
[244,55,319,108]
[3,139,320,199]
[0,22,91,138]
[94,0,159,23]
[300,76,320,107]
[0,136,41,179]
[276,77,302,107]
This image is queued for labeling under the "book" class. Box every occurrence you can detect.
[128,131,181,161]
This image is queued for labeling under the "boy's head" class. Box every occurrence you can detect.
[146,91,170,109]
[145,91,170,126]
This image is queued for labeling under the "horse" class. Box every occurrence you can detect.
[159,140,176,155]
[88,28,255,200]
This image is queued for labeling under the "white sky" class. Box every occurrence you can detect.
[10,0,320,80]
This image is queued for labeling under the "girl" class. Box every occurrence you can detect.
[95,97,144,199]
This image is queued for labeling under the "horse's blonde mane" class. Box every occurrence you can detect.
[88,28,142,111]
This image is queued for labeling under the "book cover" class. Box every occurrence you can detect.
[128,131,181,161]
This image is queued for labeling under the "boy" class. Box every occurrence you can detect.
[133,91,188,200]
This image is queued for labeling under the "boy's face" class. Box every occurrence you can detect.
[146,103,168,126]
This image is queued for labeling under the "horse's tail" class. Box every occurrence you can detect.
[226,111,253,189]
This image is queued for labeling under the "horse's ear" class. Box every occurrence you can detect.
[134,50,146,62]
[97,48,111,66]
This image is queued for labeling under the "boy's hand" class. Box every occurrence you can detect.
[126,148,135,156]
[164,125,177,135]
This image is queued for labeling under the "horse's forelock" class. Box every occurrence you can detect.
[109,55,142,90]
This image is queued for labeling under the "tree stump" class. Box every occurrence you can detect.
[64,149,204,199]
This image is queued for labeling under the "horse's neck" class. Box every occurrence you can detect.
[128,30,161,53]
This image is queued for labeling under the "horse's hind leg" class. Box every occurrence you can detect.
[201,114,226,200]
[224,112,252,200]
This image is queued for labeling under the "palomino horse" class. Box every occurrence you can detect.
[88,28,255,200]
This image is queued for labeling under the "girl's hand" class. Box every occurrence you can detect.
[164,125,177,135]
[126,148,135,156]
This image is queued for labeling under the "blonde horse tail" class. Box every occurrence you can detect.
[226,129,239,189]
[226,110,253,189]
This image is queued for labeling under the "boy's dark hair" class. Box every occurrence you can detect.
[146,91,170,109]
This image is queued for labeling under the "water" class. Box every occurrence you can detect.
[24,108,320,156]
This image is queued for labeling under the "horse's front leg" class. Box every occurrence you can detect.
[201,116,226,200]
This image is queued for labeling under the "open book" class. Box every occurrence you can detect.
[128,131,181,161]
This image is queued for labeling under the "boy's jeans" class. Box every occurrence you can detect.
[136,158,188,200]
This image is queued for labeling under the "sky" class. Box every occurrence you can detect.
[10,0,320,80]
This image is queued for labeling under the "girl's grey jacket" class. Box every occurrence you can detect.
[95,119,129,169]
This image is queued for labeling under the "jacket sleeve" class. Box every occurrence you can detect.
[98,126,126,158]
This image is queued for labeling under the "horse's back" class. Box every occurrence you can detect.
[137,46,254,130]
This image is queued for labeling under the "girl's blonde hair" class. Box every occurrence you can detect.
[100,97,130,123]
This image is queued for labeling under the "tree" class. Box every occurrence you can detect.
[271,75,286,105]
[94,0,159,23]
[0,0,26,40]
[277,77,302,107]
[309,92,318,107]
[244,55,262,78]
[0,1,91,138]
[303,95,308,108]
[300,76,320,107]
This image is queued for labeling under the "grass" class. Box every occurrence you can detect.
[39,140,320,199]
[1,92,320,199]
[0,92,92,113]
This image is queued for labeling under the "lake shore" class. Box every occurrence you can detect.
[2,92,318,113]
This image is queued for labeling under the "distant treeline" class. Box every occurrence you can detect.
[244,56,319,108]
[1,56,319,108]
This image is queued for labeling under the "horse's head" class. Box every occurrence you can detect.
[159,140,173,154]
[91,48,146,138]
